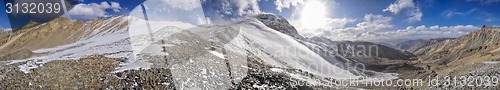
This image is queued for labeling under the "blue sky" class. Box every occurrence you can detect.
[257,0,500,29]
[0,0,9,30]
[1,0,499,41]
[0,0,143,30]
[199,0,499,41]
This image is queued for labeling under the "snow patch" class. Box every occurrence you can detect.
[18,60,38,73]
[270,68,284,72]
[209,51,225,59]
[483,61,499,64]
[113,60,153,73]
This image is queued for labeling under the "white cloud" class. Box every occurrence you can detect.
[407,8,422,22]
[385,25,479,39]
[324,18,356,29]
[161,0,201,11]
[231,0,261,15]
[300,14,392,40]
[325,24,479,42]
[293,17,356,36]
[308,13,479,42]
[356,14,393,31]
[485,18,493,22]
[64,2,121,20]
[383,0,422,22]
[442,8,477,18]
[383,0,415,14]
[202,0,262,20]
[1,28,12,31]
[110,2,121,12]
[275,0,305,12]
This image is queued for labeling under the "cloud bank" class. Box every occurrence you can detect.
[320,14,479,42]
[1,28,12,31]
[64,2,121,20]
[275,0,305,12]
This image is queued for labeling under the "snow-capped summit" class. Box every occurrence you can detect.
[254,14,304,39]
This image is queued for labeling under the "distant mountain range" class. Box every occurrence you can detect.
[393,38,454,52]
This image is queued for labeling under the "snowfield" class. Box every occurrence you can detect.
[234,19,359,79]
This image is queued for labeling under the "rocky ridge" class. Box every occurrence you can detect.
[416,26,500,64]
[408,26,500,89]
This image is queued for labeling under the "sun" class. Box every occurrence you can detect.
[300,0,327,30]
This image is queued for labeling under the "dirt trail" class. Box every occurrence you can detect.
[0,33,25,51]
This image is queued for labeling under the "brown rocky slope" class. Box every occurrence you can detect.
[413,26,500,82]
[0,16,128,61]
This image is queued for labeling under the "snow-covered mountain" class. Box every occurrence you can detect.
[0,14,401,89]
[255,14,304,39]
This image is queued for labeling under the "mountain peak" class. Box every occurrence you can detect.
[254,14,304,39]
[20,20,40,29]
[481,25,500,31]
[27,20,39,25]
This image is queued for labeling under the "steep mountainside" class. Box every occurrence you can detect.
[338,41,416,60]
[414,26,500,78]
[416,26,500,63]
[0,30,10,41]
[307,37,423,74]
[254,14,420,74]
[309,37,416,60]
[0,16,128,60]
